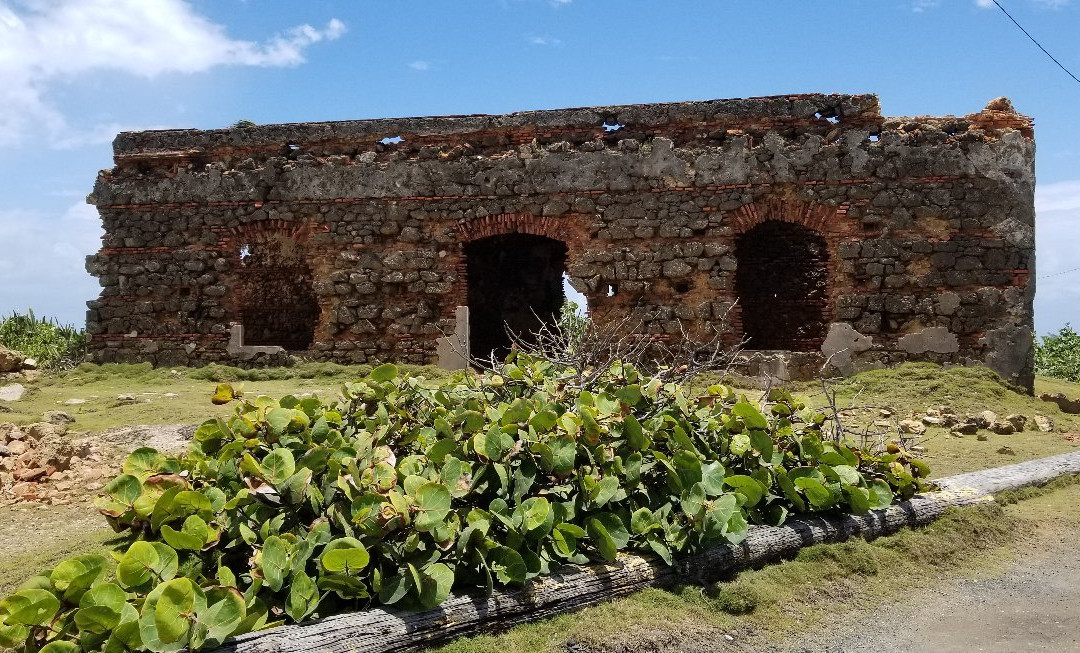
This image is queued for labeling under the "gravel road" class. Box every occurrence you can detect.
[784,526,1080,653]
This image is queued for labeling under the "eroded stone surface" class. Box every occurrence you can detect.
[85,93,1036,389]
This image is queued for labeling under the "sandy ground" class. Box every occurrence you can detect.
[782,525,1080,653]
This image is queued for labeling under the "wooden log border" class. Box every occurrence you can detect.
[215,451,1080,653]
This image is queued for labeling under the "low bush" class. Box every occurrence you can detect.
[0,310,87,370]
[0,353,930,653]
[1034,324,1080,383]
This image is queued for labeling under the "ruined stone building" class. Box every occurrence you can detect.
[85,93,1037,389]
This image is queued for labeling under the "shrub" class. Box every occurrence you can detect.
[0,310,87,370]
[1034,324,1080,383]
[0,353,931,652]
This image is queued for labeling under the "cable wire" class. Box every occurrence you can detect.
[991,0,1080,86]
[1038,266,1080,280]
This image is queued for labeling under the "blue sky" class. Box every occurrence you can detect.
[1,0,1077,335]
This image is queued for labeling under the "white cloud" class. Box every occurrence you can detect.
[0,0,345,148]
[1035,179,1080,212]
[1035,179,1080,334]
[408,60,431,71]
[0,201,103,325]
[528,35,562,46]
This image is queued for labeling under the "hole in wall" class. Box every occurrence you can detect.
[466,234,567,361]
[379,136,404,145]
[606,283,618,298]
[287,143,299,151]
[672,280,690,294]
[735,220,829,351]
[868,134,880,143]
[826,115,840,124]
[563,272,589,314]
[603,121,624,132]
[233,234,318,351]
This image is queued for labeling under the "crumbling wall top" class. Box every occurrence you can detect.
[112,93,883,158]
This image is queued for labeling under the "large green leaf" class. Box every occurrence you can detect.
[370,363,399,382]
[724,475,767,508]
[795,477,836,508]
[285,572,320,622]
[418,563,455,609]
[260,537,289,592]
[320,539,370,574]
[413,483,452,532]
[261,448,296,484]
[74,583,127,634]
[152,578,196,645]
[0,588,60,626]
[487,546,527,584]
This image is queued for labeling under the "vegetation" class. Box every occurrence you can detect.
[0,311,87,371]
[1035,324,1080,383]
[428,498,1025,653]
[0,353,930,653]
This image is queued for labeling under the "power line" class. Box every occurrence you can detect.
[1038,266,1080,280]
[991,0,1080,86]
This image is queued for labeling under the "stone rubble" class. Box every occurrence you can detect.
[1039,393,1080,414]
[0,418,111,506]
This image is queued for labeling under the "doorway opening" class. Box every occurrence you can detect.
[465,234,568,361]
[735,220,829,351]
[233,234,319,350]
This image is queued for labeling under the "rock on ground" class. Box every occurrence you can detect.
[1034,414,1055,432]
[0,346,24,373]
[0,384,25,402]
[1039,393,1080,414]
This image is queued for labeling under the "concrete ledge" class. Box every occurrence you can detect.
[212,451,1080,653]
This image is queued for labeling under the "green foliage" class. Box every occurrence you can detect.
[0,310,87,370]
[1035,324,1080,383]
[557,301,590,355]
[0,354,931,652]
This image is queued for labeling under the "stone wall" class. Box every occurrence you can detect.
[85,93,1037,389]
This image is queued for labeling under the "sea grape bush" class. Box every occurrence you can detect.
[1034,324,1080,383]
[0,354,932,653]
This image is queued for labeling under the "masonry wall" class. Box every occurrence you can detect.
[85,93,1037,389]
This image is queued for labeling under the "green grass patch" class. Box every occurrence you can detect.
[792,363,1080,477]
[0,362,455,433]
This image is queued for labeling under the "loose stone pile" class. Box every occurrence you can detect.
[895,406,1054,440]
[0,417,110,506]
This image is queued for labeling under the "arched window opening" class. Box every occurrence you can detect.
[233,234,318,351]
[735,220,829,351]
[465,234,568,361]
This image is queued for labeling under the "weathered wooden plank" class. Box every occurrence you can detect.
[214,451,1080,653]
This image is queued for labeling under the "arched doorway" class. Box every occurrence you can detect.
[232,233,319,350]
[465,233,568,361]
[735,220,829,351]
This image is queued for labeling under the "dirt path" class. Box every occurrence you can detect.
[784,521,1080,652]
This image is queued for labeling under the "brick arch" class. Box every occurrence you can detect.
[728,197,853,236]
[219,219,328,247]
[456,212,580,244]
[725,197,858,352]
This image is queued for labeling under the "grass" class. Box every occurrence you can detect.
[786,363,1080,477]
[0,361,454,433]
